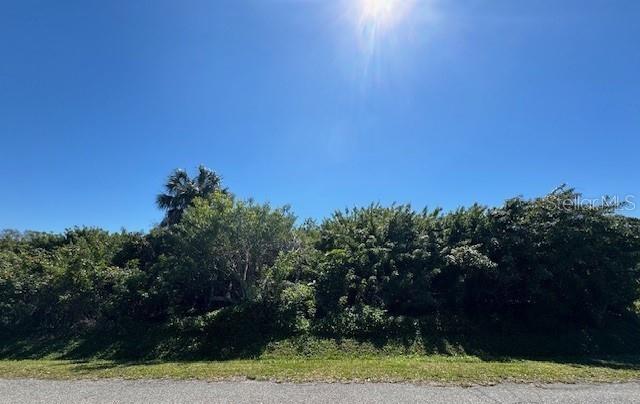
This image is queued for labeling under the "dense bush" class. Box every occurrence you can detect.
[311,188,640,330]
[0,229,146,330]
[145,193,296,318]
[1,167,638,355]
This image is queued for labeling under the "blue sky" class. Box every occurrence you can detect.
[1,0,638,232]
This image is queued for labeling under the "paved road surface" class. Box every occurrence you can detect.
[1,379,639,403]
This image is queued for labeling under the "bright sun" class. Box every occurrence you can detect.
[358,0,411,30]
[349,0,420,79]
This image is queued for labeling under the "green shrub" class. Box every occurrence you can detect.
[2,172,639,357]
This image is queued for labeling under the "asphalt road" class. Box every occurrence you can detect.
[1,379,639,403]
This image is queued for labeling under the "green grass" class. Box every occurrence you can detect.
[0,355,639,384]
[2,322,640,384]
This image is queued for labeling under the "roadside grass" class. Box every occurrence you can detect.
[2,323,640,384]
[0,355,639,384]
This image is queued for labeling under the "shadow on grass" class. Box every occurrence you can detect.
[2,316,639,374]
[0,319,278,362]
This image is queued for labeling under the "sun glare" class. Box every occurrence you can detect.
[358,0,412,31]
[351,0,417,79]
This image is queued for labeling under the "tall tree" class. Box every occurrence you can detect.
[156,165,226,226]
[152,193,296,313]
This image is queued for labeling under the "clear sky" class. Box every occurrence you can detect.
[1,0,638,232]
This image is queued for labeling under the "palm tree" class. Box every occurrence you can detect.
[156,165,227,226]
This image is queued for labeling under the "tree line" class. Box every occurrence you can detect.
[1,166,639,354]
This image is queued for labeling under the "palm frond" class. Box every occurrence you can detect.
[156,193,173,209]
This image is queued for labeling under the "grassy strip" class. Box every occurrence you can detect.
[0,356,639,384]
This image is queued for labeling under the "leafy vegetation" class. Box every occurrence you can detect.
[1,166,639,364]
